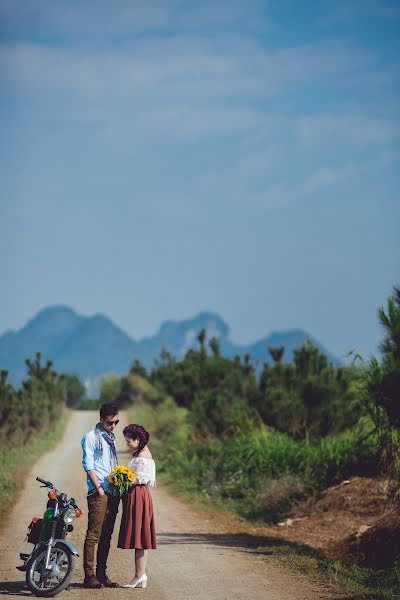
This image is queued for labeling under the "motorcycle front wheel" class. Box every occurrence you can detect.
[26,542,76,597]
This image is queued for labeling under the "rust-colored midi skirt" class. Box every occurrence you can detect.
[117,485,157,550]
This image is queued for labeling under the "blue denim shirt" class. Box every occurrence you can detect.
[81,428,118,493]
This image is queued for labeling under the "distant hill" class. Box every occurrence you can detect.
[0,305,338,389]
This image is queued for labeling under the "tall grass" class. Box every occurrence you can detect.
[128,396,378,520]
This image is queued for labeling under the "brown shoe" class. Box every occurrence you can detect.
[100,577,119,588]
[83,575,103,589]
[97,574,119,588]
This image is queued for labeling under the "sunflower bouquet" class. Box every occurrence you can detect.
[108,465,135,495]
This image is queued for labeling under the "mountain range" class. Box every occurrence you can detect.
[0,305,338,390]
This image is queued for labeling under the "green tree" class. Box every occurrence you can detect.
[0,354,66,444]
[362,285,400,488]
[99,374,122,406]
[268,346,285,364]
[25,352,54,383]
[129,359,148,379]
[197,328,206,351]
[58,373,87,408]
[257,341,359,439]
[151,338,261,436]
[209,337,220,357]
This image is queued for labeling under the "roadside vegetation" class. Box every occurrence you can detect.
[100,284,399,600]
[0,354,84,524]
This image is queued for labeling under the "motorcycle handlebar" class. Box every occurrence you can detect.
[36,476,54,488]
[36,477,78,506]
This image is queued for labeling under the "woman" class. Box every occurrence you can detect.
[118,424,157,589]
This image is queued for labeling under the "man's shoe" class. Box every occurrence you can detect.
[83,575,103,589]
[97,574,119,588]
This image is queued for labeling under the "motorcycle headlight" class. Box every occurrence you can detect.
[63,508,77,524]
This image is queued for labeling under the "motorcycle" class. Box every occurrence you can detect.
[17,476,82,597]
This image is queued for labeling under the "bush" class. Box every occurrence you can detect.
[137,391,378,521]
[0,353,67,445]
[242,475,306,521]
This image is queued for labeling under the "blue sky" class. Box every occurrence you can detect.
[0,0,399,360]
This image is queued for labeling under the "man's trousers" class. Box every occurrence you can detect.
[83,492,120,577]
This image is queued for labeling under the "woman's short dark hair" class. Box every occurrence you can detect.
[100,403,119,419]
[123,424,150,457]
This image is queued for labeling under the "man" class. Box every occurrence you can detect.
[81,403,120,588]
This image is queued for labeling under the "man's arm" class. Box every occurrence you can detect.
[82,433,105,496]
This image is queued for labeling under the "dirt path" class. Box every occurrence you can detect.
[0,411,330,600]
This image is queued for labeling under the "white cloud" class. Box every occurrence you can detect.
[250,162,366,212]
[0,0,270,40]
[0,1,398,221]
[0,33,384,120]
[296,115,400,147]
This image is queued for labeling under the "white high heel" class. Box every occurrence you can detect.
[122,574,147,589]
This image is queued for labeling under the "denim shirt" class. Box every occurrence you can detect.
[81,428,118,493]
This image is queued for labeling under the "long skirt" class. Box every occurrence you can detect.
[117,484,157,550]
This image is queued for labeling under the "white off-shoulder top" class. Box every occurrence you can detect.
[128,456,156,487]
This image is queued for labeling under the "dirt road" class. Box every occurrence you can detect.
[0,411,329,600]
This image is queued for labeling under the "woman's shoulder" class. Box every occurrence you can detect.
[138,446,153,460]
[130,452,154,462]
[137,453,154,462]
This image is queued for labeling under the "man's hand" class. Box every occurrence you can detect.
[86,469,105,496]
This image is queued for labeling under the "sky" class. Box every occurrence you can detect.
[0,0,399,360]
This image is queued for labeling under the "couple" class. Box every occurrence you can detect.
[81,403,156,590]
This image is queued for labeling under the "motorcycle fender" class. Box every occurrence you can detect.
[53,539,80,557]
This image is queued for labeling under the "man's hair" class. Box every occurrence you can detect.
[100,403,119,419]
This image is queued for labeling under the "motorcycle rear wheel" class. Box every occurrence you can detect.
[26,542,75,597]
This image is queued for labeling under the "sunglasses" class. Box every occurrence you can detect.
[104,419,119,426]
